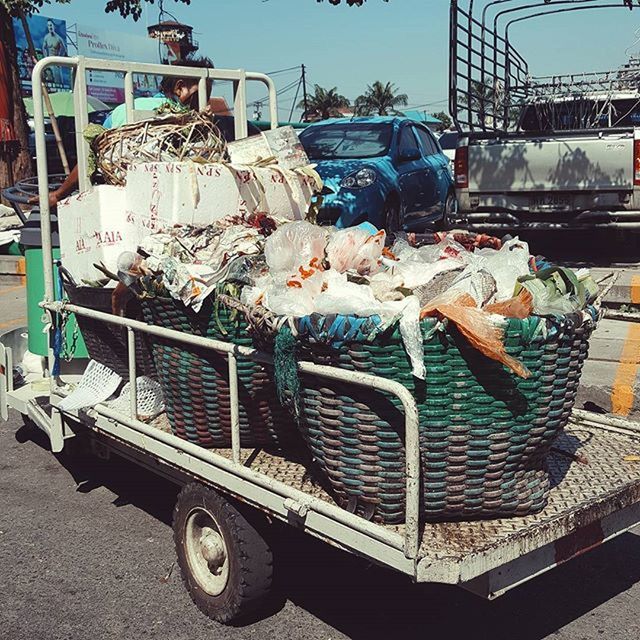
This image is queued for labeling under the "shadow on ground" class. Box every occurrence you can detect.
[477,228,640,267]
[16,420,640,640]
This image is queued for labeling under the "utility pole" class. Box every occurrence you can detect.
[301,63,308,122]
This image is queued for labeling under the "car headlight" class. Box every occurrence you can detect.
[340,168,377,189]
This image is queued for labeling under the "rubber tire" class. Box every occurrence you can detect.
[384,196,402,233]
[439,190,462,230]
[173,483,273,624]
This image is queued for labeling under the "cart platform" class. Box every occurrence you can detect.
[26,388,637,600]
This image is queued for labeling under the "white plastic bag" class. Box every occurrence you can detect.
[477,237,531,302]
[326,227,385,275]
[264,221,329,274]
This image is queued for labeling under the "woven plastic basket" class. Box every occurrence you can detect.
[141,295,295,449]
[285,308,598,524]
[63,283,156,381]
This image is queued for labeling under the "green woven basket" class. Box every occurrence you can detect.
[289,308,597,524]
[141,296,294,449]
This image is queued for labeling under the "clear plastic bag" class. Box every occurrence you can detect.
[326,227,385,275]
[264,221,329,274]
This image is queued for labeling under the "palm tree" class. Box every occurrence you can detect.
[354,81,408,116]
[298,85,350,121]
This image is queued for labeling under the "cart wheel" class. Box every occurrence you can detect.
[173,483,273,624]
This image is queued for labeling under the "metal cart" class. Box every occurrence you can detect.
[3,55,640,624]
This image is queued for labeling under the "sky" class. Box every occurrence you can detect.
[39,0,640,119]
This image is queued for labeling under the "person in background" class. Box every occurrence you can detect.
[37,56,259,207]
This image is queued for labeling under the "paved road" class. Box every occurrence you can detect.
[1,411,639,640]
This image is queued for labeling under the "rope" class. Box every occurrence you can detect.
[274,325,301,417]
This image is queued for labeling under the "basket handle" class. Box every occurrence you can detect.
[56,261,78,288]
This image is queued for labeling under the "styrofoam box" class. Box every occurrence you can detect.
[124,161,316,232]
[58,162,317,283]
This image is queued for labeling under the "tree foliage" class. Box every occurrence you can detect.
[431,111,452,132]
[298,84,350,121]
[355,81,408,116]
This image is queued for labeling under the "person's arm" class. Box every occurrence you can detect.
[29,164,79,208]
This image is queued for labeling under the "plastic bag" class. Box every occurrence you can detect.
[264,221,329,274]
[398,295,425,379]
[484,289,533,318]
[421,290,531,378]
[390,235,469,265]
[476,237,531,302]
[326,227,385,275]
[390,257,462,290]
[369,271,406,302]
[515,266,596,316]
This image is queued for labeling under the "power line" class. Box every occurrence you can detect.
[266,65,302,75]
[247,78,301,108]
[404,98,449,110]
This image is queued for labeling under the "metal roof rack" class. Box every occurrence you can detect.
[450,1,640,133]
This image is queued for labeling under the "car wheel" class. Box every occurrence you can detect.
[440,191,464,230]
[384,197,402,233]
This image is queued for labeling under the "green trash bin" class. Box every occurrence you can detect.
[23,213,88,358]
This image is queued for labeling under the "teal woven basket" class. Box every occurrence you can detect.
[288,308,598,524]
[141,296,294,449]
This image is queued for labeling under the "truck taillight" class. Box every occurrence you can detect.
[635,139,640,186]
[454,146,469,189]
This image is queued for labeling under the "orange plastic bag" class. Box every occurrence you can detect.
[484,289,534,319]
[421,292,531,378]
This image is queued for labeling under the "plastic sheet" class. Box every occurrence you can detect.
[485,289,534,318]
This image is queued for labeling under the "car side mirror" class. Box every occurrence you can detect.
[398,147,421,162]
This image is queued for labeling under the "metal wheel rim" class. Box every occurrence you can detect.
[184,506,230,596]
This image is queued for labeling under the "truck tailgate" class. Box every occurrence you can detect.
[469,133,634,193]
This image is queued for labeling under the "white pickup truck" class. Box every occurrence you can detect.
[452,93,640,229]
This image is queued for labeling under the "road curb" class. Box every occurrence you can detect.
[0,256,26,286]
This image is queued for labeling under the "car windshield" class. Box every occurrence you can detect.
[300,123,393,159]
[438,132,458,149]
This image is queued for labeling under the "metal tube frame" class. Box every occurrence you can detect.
[31,56,422,562]
[450,0,638,133]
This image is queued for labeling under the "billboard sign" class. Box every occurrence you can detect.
[12,15,71,93]
[77,25,162,104]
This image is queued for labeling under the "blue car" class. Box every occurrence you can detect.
[299,116,456,231]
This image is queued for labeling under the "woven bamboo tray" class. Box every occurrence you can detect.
[285,308,598,524]
[141,296,295,450]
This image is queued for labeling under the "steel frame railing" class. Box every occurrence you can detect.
[450,0,640,133]
[31,56,422,561]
